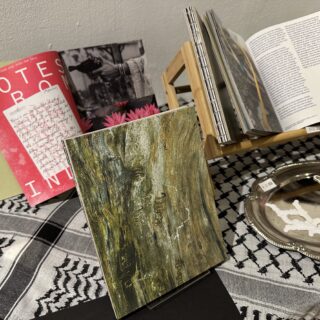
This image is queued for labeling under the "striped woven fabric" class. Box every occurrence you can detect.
[0,190,107,320]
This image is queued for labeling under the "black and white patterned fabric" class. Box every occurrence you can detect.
[213,137,320,320]
[0,191,107,319]
[1,132,320,319]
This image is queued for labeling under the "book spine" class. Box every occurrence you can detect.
[186,8,227,144]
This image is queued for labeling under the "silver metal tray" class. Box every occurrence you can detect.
[245,161,320,260]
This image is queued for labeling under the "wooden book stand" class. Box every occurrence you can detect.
[162,42,314,160]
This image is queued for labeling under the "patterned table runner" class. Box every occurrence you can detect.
[1,137,320,320]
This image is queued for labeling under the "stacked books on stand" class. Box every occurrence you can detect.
[185,7,320,145]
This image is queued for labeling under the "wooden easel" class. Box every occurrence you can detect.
[162,41,314,160]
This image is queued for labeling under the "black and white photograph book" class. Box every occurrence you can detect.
[60,40,158,131]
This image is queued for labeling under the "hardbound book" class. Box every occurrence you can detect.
[64,106,227,319]
[0,41,159,205]
[186,8,320,137]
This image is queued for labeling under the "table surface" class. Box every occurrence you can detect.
[1,136,320,320]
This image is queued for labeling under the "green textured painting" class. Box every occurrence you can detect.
[64,106,227,319]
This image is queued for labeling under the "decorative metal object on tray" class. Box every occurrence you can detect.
[245,161,320,260]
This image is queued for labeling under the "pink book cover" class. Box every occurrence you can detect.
[0,51,83,206]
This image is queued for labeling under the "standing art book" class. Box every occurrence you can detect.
[64,106,227,318]
[0,40,158,205]
[185,8,320,139]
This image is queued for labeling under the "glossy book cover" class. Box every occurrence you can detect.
[64,106,227,318]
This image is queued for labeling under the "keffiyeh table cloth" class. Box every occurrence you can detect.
[1,136,320,320]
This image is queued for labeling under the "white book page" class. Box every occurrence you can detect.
[246,11,320,131]
[4,85,82,179]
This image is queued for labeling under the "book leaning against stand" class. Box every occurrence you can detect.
[64,106,227,319]
[186,8,320,142]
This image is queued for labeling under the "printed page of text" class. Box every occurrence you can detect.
[246,11,320,131]
[4,85,82,180]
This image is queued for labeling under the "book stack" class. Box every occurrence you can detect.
[185,8,320,145]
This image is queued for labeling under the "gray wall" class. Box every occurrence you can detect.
[1,0,320,104]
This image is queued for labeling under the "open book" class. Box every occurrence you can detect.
[0,40,158,206]
[186,8,320,142]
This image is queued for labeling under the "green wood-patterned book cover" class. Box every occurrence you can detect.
[64,106,226,318]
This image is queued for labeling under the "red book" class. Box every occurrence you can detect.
[0,51,83,206]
